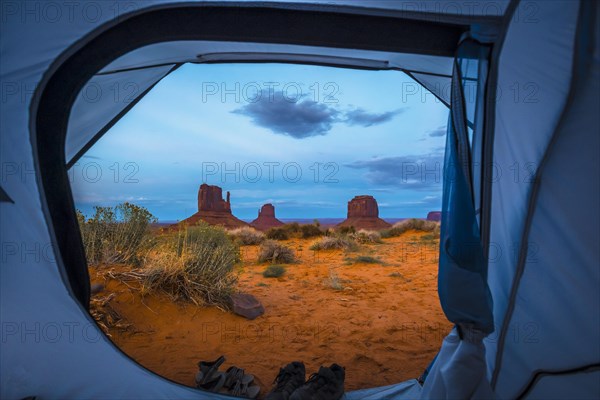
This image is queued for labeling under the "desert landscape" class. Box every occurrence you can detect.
[83,184,451,398]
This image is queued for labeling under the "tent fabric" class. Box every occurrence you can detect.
[483,0,581,385]
[420,326,494,399]
[0,2,500,399]
[344,379,422,400]
[2,0,599,399]
[437,39,494,333]
[488,1,600,397]
[405,72,452,106]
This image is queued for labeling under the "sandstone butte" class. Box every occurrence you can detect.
[426,211,442,222]
[250,203,284,231]
[179,184,248,229]
[337,195,391,230]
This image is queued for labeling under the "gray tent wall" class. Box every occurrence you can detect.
[484,0,600,398]
[1,0,598,399]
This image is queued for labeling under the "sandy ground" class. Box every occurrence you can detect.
[91,231,452,396]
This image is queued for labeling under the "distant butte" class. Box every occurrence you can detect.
[179,184,248,229]
[337,195,391,230]
[426,211,441,222]
[250,203,284,231]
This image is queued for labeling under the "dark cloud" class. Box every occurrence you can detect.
[233,90,339,138]
[428,126,447,137]
[233,90,402,139]
[344,108,405,127]
[345,153,444,190]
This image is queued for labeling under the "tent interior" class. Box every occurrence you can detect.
[1,1,599,399]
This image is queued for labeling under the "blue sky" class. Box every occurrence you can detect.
[71,63,448,221]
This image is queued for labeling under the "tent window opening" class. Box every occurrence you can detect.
[68,60,452,393]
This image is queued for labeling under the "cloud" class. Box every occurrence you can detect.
[345,153,444,189]
[344,107,405,127]
[233,90,402,138]
[233,90,339,138]
[428,126,446,137]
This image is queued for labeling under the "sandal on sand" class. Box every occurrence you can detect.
[232,380,260,399]
[198,371,226,393]
[224,366,254,389]
[220,366,259,398]
[195,356,226,386]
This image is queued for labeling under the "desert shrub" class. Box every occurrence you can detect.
[263,264,286,278]
[380,219,440,238]
[135,224,239,309]
[337,225,356,235]
[326,272,344,291]
[309,236,358,251]
[300,223,323,239]
[258,240,296,263]
[350,230,382,244]
[228,227,265,245]
[77,202,156,265]
[421,233,438,242]
[347,255,383,264]
[282,222,301,234]
[266,227,290,240]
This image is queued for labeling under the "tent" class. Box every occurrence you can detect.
[1,0,598,398]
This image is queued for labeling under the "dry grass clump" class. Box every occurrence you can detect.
[266,222,323,240]
[310,236,358,251]
[350,230,382,244]
[228,227,265,245]
[258,240,296,263]
[326,271,345,291]
[263,264,286,278]
[77,202,156,266]
[266,227,290,240]
[381,218,440,238]
[89,293,131,336]
[122,224,239,310]
[346,255,383,264]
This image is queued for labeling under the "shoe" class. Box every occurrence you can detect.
[265,361,306,400]
[195,355,226,386]
[289,364,345,400]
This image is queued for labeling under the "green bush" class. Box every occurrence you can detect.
[77,202,156,265]
[300,223,323,239]
[380,219,440,238]
[263,264,286,278]
[258,240,296,263]
[138,223,240,309]
[228,227,265,245]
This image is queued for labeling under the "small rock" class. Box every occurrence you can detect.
[231,293,265,320]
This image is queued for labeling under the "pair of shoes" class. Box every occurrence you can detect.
[195,356,260,398]
[265,362,345,400]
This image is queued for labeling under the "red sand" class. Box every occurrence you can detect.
[91,231,451,396]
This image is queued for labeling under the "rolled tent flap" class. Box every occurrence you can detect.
[420,37,495,399]
[437,41,494,334]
